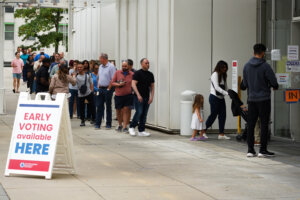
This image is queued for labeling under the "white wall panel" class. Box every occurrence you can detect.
[171,0,212,129]
[127,0,138,67]
[146,0,159,125]
[137,0,147,60]
[119,0,128,66]
[156,0,171,127]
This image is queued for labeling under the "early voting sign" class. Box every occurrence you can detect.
[5,93,75,179]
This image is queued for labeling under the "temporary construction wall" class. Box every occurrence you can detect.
[116,0,257,131]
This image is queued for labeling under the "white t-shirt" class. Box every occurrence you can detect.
[210,72,228,99]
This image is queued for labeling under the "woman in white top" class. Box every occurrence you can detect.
[205,60,230,140]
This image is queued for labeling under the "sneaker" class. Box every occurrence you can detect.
[198,136,207,140]
[106,125,112,129]
[80,121,85,127]
[190,137,199,141]
[203,134,209,139]
[90,120,95,125]
[123,128,129,133]
[247,151,257,157]
[12,89,15,93]
[115,125,122,132]
[138,131,151,137]
[258,151,275,158]
[218,135,230,140]
[95,125,100,130]
[129,128,136,136]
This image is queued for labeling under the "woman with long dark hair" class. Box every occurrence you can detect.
[49,64,76,99]
[25,55,35,94]
[205,60,230,140]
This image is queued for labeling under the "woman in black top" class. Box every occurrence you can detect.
[25,55,34,94]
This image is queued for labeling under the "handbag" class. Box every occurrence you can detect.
[212,81,226,96]
[79,74,88,94]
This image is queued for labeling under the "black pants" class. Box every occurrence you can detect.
[205,94,226,133]
[27,73,34,94]
[247,100,271,152]
[79,93,95,122]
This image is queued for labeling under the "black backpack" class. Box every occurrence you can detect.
[79,74,88,94]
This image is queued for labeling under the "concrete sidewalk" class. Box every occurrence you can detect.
[1,68,300,200]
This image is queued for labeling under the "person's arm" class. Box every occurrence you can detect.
[111,73,125,88]
[196,108,203,122]
[49,76,56,94]
[89,75,94,92]
[68,74,77,86]
[148,83,155,104]
[132,80,143,102]
[242,67,248,89]
[211,72,228,95]
[265,65,279,90]
[108,66,116,90]
[11,61,14,68]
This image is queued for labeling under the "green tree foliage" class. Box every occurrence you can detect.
[14,8,68,52]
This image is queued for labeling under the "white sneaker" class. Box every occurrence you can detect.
[203,134,209,139]
[138,131,151,137]
[129,128,136,136]
[218,135,230,140]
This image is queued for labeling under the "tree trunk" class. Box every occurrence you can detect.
[55,10,60,53]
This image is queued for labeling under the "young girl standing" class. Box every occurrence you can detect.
[191,94,207,141]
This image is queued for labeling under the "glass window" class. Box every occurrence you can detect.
[294,0,300,17]
[5,24,14,40]
[59,24,68,37]
[5,7,14,13]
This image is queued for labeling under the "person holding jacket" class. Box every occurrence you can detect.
[243,43,278,158]
[205,60,230,140]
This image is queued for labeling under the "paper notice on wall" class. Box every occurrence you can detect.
[286,61,300,72]
[276,73,289,85]
[232,60,238,92]
[271,49,281,61]
[288,45,299,61]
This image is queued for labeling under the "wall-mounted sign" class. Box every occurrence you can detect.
[286,61,300,72]
[285,89,300,103]
[288,45,299,61]
[276,73,289,85]
[232,60,238,93]
[271,49,281,61]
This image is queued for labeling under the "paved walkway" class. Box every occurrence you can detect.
[1,68,300,200]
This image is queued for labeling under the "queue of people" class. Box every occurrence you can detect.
[12,43,279,154]
[11,48,155,137]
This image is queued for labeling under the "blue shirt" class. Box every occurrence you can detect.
[97,62,116,87]
[20,54,29,65]
[91,73,98,92]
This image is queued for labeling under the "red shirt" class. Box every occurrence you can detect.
[112,70,134,96]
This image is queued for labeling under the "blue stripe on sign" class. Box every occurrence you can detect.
[19,104,60,108]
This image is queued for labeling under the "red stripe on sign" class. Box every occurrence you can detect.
[233,62,237,67]
[8,159,50,172]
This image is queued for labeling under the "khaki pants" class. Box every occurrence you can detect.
[254,118,260,143]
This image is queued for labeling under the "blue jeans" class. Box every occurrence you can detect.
[96,88,113,126]
[130,96,150,132]
[205,94,226,133]
[69,89,80,118]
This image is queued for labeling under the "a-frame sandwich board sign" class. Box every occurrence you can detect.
[5,92,75,179]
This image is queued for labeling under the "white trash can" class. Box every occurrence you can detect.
[180,90,196,136]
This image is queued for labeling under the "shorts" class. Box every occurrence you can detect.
[13,73,22,79]
[114,94,133,109]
